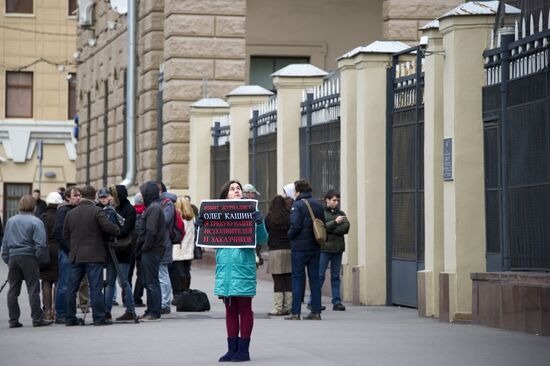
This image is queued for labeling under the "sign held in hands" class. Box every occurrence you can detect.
[196,199,258,249]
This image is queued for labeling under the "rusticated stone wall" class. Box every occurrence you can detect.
[162,0,246,189]
[383,0,464,42]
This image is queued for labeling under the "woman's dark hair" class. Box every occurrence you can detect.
[294,179,312,194]
[266,195,290,231]
[325,189,340,200]
[218,180,242,199]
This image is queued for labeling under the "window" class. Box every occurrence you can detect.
[3,183,32,221]
[68,73,77,119]
[6,0,33,14]
[68,0,77,16]
[250,56,310,91]
[5,71,33,118]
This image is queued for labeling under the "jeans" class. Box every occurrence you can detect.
[104,261,135,314]
[141,250,162,318]
[55,250,70,318]
[159,264,172,309]
[7,256,43,325]
[319,251,343,305]
[65,262,105,323]
[291,250,321,315]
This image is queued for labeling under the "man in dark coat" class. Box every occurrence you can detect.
[63,185,120,326]
[53,186,81,323]
[32,189,47,217]
[285,179,325,320]
[137,181,166,321]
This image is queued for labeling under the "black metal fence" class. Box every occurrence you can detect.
[249,101,278,214]
[210,118,230,198]
[299,78,341,202]
[482,12,550,271]
[387,48,425,262]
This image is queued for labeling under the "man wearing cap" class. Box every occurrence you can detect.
[242,184,260,200]
[97,187,111,208]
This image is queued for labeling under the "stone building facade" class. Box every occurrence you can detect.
[75,0,463,191]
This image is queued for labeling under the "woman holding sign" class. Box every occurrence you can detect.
[198,180,267,362]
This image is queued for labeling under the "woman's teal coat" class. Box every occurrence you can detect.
[214,221,268,297]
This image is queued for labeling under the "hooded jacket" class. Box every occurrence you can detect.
[288,192,325,251]
[53,201,77,253]
[108,185,137,263]
[138,182,165,254]
[159,191,177,264]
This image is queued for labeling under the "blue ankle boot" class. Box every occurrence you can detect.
[231,337,250,362]
[219,337,238,362]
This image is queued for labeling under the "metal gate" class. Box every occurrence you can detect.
[386,47,425,307]
[210,118,230,198]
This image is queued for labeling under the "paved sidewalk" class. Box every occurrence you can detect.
[0,262,548,366]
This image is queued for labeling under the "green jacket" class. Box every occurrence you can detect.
[323,206,350,253]
[214,221,268,297]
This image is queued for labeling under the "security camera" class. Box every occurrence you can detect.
[419,36,429,51]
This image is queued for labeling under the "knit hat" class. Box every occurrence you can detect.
[46,192,63,205]
[243,183,260,196]
[134,192,143,205]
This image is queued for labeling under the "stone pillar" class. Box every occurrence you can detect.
[226,86,273,183]
[439,12,494,322]
[418,26,445,318]
[337,56,358,303]
[189,98,230,203]
[271,64,327,191]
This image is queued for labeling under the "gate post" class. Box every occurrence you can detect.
[189,98,229,203]
[272,64,327,191]
[352,41,408,306]
[439,9,495,322]
[419,25,445,318]
[337,55,358,304]
[226,86,273,183]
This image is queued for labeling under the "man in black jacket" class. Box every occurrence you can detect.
[285,179,325,321]
[137,181,166,321]
[63,185,120,326]
[53,186,81,323]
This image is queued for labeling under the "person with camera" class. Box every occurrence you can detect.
[319,190,350,311]
[63,185,121,326]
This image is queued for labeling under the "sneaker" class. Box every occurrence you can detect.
[116,312,137,322]
[9,322,23,328]
[306,304,326,311]
[65,318,84,326]
[33,319,54,327]
[93,319,113,326]
[139,315,160,322]
[160,307,171,315]
[284,314,301,320]
[303,312,322,320]
[333,303,346,311]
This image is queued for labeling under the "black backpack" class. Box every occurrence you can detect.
[176,289,211,312]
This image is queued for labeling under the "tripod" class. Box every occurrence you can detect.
[0,278,8,294]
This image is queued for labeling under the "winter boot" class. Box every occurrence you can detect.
[219,337,238,362]
[282,291,293,316]
[231,337,250,362]
[268,293,284,316]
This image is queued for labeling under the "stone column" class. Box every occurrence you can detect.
[352,41,408,305]
[418,25,445,318]
[189,98,230,203]
[271,64,327,191]
[337,56,358,303]
[226,86,273,183]
[439,12,494,322]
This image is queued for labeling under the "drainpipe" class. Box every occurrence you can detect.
[120,0,136,188]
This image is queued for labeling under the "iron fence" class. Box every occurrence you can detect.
[482,10,550,271]
[210,115,230,198]
[299,77,341,202]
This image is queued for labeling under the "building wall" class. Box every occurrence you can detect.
[0,0,77,217]
[246,0,383,72]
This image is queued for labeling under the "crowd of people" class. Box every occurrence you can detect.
[0,182,199,328]
[0,178,350,363]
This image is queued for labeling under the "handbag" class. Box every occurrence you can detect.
[303,199,326,248]
[193,245,203,260]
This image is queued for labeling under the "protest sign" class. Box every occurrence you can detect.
[196,199,258,249]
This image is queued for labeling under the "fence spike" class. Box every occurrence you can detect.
[515,20,519,41]
[539,10,543,33]
[490,29,494,49]
[530,14,535,35]
[497,30,502,47]
[522,16,526,38]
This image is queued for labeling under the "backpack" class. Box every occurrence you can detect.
[103,206,131,249]
[162,198,186,244]
[176,289,210,312]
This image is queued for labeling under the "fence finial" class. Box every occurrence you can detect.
[530,14,535,35]
[522,16,526,38]
[514,20,519,41]
[539,10,543,33]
